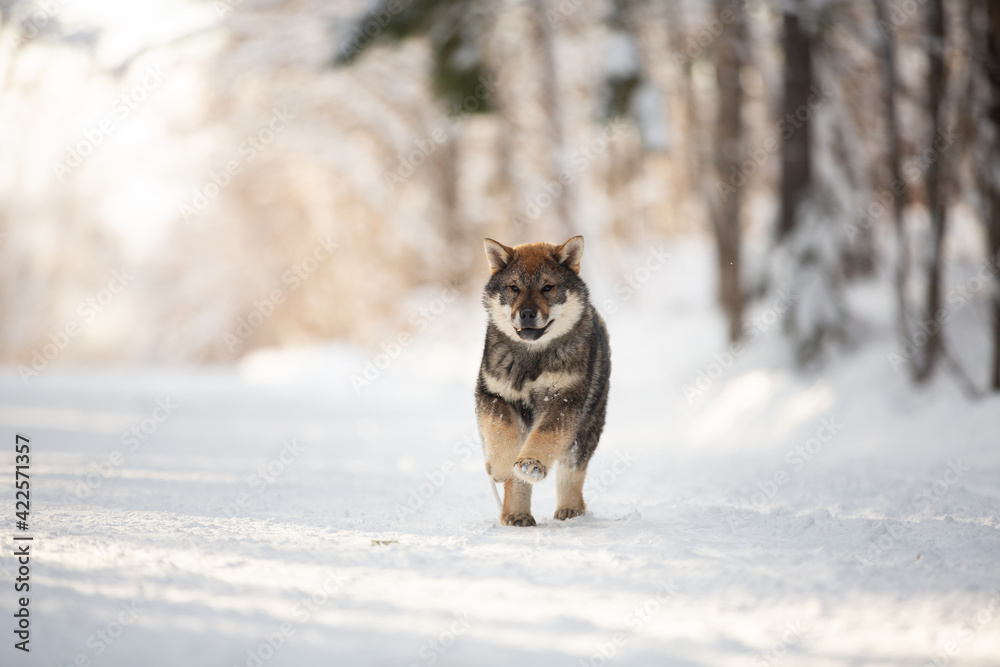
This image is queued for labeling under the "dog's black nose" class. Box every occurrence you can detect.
[520,308,537,323]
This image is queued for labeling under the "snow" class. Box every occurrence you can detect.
[2,238,1000,666]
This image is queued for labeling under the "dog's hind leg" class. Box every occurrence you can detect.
[552,377,607,518]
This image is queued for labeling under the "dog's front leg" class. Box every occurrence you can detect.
[476,393,523,484]
[512,409,580,485]
[501,477,535,526]
[477,393,535,526]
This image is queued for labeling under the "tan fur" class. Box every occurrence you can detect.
[513,421,578,485]
[477,400,523,483]
[511,289,550,319]
[555,455,587,519]
[510,242,558,274]
[501,477,535,526]
[554,236,584,274]
[478,234,609,526]
[501,236,582,275]
[484,239,514,274]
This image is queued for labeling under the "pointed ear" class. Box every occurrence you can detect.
[484,238,514,274]
[555,236,584,274]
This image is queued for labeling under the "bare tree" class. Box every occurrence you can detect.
[530,0,574,239]
[913,0,947,382]
[778,6,813,241]
[711,0,746,342]
[775,2,862,364]
[666,1,708,226]
[971,2,1000,390]
[873,0,911,341]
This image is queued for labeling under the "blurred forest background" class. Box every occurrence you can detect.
[1,0,999,394]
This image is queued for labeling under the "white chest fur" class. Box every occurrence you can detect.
[482,370,581,404]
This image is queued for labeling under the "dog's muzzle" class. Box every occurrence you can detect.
[513,308,552,341]
[515,322,552,341]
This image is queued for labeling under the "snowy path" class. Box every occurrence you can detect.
[2,242,1000,666]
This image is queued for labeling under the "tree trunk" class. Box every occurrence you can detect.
[874,0,911,341]
[914,0,947,383]
[531,0,573,238]
[984,3,1000,390]
[778,8,813,241]
[712,0,745,342]
[666,1,704,228]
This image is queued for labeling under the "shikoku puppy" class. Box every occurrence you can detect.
[475,236,611,526]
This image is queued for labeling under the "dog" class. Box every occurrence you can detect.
[475,235,611,526]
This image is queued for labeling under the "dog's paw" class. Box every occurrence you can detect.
[554,507,585,521]
[501,512,537,527]
[513,458,547,483]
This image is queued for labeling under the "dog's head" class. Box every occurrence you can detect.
[481,236,587,345]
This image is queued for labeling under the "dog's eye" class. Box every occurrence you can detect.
[541,285,554,293]
[509,285,520,294]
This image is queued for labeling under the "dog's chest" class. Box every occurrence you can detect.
[482,367,580,405]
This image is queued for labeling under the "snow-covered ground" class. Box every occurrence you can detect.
[2,239,999,667]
